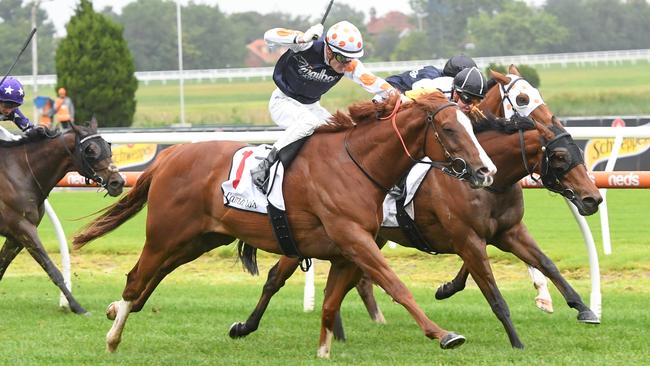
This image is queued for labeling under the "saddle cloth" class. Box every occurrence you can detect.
[382,159,433,227]
[221,144,286,214]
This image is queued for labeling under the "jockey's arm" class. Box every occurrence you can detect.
[344,60,396,101]
[264,28,311,53]
[12,109,34,131]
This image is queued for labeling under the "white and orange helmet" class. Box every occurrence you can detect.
[325,21,364,58]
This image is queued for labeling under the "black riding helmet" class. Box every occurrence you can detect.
[442,55,477,77]
[453,67,487,98]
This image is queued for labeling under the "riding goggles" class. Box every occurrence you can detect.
[333,52,353,64]
[458,92,482,105]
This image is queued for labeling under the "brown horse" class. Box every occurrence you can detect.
[227,66,603,349]
[0,122,124,314]
[72,92,496,357]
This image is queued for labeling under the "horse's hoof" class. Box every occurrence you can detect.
[228,322,248,338]
[578,310,600,324]
[435,283,458,300]
[106,303,117,321]
[535,297,554,313]
[440,332,465,349]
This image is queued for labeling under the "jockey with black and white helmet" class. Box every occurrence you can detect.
[451,66,487,115]
[386,55,478,100]
[251,20,399,193]
[0,77,34,140]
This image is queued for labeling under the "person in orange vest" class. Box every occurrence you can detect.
[54,87,74,129]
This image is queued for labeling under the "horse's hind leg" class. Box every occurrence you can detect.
[435,263,470,300]
[0,237,24,280]
[527,265,553,313]
[496,223,598,323]
[229,256,301,338]
[355,273,386,323]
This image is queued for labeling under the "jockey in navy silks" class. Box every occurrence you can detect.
[0,77,34,140]
[250,20,401,193]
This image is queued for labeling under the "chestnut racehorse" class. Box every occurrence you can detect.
[73,92,496,357]
[0,122,124,314]
[227,66,602,349]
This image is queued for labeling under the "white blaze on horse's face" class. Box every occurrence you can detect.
[456,110,497,177]
[500,75,544,119]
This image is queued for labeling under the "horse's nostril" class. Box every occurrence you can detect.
[477,167,491,178]
[583,196,600,208]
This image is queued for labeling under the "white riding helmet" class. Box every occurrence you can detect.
[325,21,364,58]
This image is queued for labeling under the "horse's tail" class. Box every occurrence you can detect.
[237,241,259,276]
[73,166,155,249]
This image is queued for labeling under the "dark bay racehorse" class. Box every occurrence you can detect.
[72,92,496,357]
[0,122,124,314]
[227,66,603,349]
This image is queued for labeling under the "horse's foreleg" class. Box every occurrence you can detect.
[435,263,470,300]
[16,222,87,314]
[229,256,301,338]
[317,259,363,359]
[527,265,553,313]
[456,237,524,349]
[0,237,24,280]
[328,226,464,350]
[496,223,599,323]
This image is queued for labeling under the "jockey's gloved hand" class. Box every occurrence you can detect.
[299,24,323,43]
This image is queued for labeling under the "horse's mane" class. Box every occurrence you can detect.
[0,126,61,148]
[473,113,536,135]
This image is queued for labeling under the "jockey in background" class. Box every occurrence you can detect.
[0,77,34,141]
[386,54,478,100]
[251,20,398,193]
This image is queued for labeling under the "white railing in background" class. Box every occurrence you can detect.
[18,49,650,86]
[49,125,650,317]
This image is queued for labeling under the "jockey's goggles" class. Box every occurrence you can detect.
[0,101,20,110]
[458,92,482,105]
[333,52,353,64]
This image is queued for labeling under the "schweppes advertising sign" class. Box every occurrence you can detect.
[584,122,650,170]
[111,143,158,169]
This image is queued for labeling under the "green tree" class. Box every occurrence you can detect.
[468,1,568,56]
[0,0,57,75]
[55,0,138,127]
[390,31,431,60]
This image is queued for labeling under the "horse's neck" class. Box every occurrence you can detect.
[348,109,431,190]
[482,129,541,189]
[24,134,75,196]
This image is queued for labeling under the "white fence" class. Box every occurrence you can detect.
[18,49,650,86]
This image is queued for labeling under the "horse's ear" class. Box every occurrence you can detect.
[89,116,98,131]
[508,64,521,76]
[489,69,511,86]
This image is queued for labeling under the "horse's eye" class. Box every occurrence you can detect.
[516,94,529,107]
[84,144,99,158]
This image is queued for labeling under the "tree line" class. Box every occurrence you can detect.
[2,0,650,76]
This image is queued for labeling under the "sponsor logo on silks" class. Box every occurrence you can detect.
[584,121,650,170]
[295,55,337,83]
[111,143,158,169]
[225,192,257,209]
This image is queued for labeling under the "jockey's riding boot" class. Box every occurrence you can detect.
[251,147,279,194]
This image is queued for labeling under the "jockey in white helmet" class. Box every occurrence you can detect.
[251,20,398,193]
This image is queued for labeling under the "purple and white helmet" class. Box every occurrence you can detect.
[0,77,25,105]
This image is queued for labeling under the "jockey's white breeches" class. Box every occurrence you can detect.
[269,88,332,150]
[0,126,20,141]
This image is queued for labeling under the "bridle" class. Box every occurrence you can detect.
[62,130,114,189]
[344,97,470,192]
[499,77,585,200]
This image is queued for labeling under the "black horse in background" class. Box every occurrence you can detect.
[0,121,124,314]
